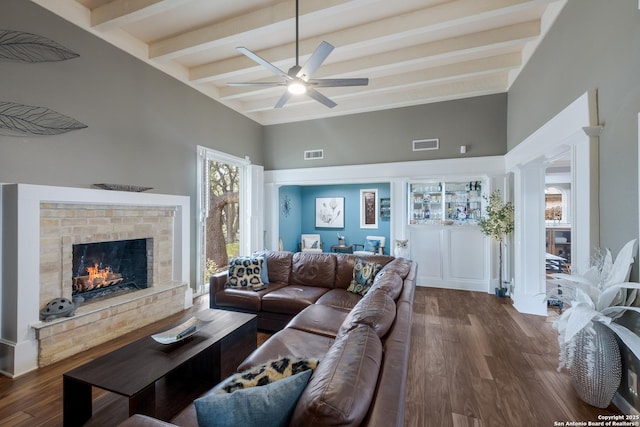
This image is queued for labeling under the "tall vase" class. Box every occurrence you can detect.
[568,322,621,408]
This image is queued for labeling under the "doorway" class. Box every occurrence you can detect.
[545,157,572,276]
[506,91,599,315]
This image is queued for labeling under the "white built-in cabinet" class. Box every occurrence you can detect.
[406,180,490,292]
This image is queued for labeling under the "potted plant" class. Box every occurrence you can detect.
[477,189,514,297]
[548,239,640,407]
[337,233,346,246]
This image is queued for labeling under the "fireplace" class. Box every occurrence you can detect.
[0,183,191,377]
[72,238,151,301]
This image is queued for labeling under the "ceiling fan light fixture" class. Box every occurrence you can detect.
[229,0,368,108]
[288,81,306,95]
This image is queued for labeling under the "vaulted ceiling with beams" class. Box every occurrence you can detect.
[32,0,565,126]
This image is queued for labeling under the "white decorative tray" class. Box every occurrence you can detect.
[151,309,217,344]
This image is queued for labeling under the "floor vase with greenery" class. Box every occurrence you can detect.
[549,239,640,408]
[478,190,514,297]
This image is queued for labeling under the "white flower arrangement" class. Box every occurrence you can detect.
[548,239,640,371]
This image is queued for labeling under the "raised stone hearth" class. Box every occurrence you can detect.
[0,184,190,377]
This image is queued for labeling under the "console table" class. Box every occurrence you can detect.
[330,244,353,254]
[63,310,256,427]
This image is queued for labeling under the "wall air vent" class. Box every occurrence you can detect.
[304,149,324,160]
[412,138,439,151]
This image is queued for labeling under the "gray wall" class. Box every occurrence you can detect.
[508,0,640,256]
[509,0,640,409]
[0,0,263,284]
[263,94,507,170]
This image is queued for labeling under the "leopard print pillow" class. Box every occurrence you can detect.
[217,357,319,394]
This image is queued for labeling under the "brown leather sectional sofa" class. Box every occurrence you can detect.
[119,251,417,427]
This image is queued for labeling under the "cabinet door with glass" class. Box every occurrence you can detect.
[409,180,483,225]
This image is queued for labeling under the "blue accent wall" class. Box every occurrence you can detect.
[278,186,302,252]
[278,183,390,253]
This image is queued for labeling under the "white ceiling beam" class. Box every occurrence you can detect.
[157,0,545,64]
[30,0,563,126]
[91,0,193,31]
[192,20,539,83]
[148,0,361,60]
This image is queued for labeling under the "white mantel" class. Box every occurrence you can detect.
[0,184,190,377]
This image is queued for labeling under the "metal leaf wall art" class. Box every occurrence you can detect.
[0,101,87,136]
[0,29,86,136]
[0,29,79,62]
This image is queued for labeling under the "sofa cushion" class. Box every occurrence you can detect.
[333,254,360,289]
[266,251,293,284]
[194,369,312,427]
[215,282,288,312]
[226,256,266,290]
[216,357,319,393]
[347,259,383,296]
[261,285,329,315]
[378,257,412,279]
[371,271,404,301]
[338,289,396,338]
[286,304,350,338]
[290,252,337,288]
[365,300,413,427]
[290,324,382,427]
[315,288,363,311]
[238,328,335,372]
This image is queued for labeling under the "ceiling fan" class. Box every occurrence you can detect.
[228,0,369,109]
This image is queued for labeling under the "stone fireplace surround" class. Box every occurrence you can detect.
[0,184,190,377]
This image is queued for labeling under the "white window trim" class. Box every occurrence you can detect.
[196,146,253,295]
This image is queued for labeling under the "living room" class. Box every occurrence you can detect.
[1,0,640,423]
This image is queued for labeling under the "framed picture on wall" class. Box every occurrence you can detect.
[360,189,378,228]
[315,197,344,228]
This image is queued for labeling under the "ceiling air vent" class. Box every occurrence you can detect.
[412,138,439,151]
[304,149,324,160]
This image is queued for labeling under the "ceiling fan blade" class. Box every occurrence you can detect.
[274,91,292,109]
[237,47,292,81]
[310,78,369,87]
[297,41,334,80]
[227,82,286,87]
[306,88,337,108]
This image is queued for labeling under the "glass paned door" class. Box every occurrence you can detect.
[197,147,249,294]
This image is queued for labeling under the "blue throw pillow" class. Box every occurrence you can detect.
[252,251,270,284]
[194,369,312,427]
[347,259,383,296]
[365,239,380,253]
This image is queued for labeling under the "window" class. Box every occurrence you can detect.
[196,147,254,294]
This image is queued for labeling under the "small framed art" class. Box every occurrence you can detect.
[360,189,378,228]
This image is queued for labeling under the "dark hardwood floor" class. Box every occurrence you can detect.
[405,287,620,427]
[0,287,620,426]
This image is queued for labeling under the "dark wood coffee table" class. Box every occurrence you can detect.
[63,309,256,427]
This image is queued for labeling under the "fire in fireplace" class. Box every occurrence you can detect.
[72,238,150,300]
